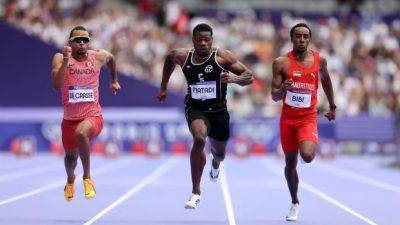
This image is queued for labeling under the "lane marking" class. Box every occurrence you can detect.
[262,159,379,225]
[0,163,61,183]
[0,158,132,206]
[313,161,400,194]
[83,157,179,225]
[220,164,237,225]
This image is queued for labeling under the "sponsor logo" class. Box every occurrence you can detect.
[205,65,213,73]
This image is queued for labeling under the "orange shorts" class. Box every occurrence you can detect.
[61,116,103,150]
[280,116,318,153]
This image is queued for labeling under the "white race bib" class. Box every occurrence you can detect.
[68,86,95,103]
[285,90,311,108]
[190,81,217,100]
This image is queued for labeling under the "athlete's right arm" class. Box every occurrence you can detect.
[51,46,71,91]
[271,58,284,102]
[271,57,293,102]
[157,48,187,102]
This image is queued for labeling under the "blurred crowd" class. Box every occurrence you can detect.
[1,0,400,118]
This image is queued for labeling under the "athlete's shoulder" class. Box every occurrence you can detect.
[167,48,189,65]
[273,55,290,66]
[52,53,63,65]
[318,54,327,65]
[169,48,189,57]
[216,48,234,58]
[94,49,111,57]
[53,52,63,59]
[215,48,237,66]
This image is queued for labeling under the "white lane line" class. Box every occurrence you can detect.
[0,163,61,183]
[0,158,132,206]
[219,164,237,225]
[313,161,400,194]
[262,159,379,225]
[83,157,179,225]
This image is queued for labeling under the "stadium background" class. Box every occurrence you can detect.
[0,0,399,163]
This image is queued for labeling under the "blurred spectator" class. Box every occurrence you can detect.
[1,0,399,118]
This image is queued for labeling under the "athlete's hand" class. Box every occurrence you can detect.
[157,89,167,102]
[110,80,121,95]
[282,79,294,91]
[220,71,231,83]
[324,109,336,121]
[62,46,72,61]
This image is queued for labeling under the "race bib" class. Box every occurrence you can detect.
[68,86,94,103]
[285,90,311,108]
[190,81,217,100]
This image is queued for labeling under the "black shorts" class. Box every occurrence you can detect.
[185,106,230,142]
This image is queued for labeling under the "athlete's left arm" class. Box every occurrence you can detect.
[218,49,254,86]
[319,56,336,121]
[96,49,121,95]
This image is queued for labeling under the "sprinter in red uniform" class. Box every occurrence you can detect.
[51,26,121,201]
[271,23,336,221]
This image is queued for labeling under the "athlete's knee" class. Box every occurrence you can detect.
[212,148,225,161]
[300,150,315,163]
[75,129,89,142]
[192,134,206,148]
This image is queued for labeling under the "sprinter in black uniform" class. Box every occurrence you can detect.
[157,23,254,209]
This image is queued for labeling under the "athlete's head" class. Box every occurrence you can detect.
[68,26,91,56]
[290,23,311,53]
[192,23,213,57]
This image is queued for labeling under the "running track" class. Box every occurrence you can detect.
[0,153,398,225]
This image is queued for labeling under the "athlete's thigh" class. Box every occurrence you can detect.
[186,107,209,137]
[297,119,318,156]
[296,120,318,146]
[85,116,103,138]
[76,119,94,138]
[208,109,230,142]
[280,117,298,153]
[62,119,80,150]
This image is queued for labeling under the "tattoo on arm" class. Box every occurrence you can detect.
[222,49,254,86]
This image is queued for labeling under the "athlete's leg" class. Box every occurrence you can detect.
[189,119,208,195]
[284,150,299,204]
[75,120,94,179]
[64,150,78,183]
[299,141,317,163]
[209,137,227,169]
[297,120,318,163]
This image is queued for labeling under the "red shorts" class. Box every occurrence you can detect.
[280,116,318,153]
[61,116,103,150]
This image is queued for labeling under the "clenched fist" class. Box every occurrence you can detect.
[62,46,72,61]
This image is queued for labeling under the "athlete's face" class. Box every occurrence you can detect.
[68,30,90,56]
[192,32,213,57]
[291,27,310,52]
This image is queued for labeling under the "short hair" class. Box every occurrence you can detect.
[69,26,91,39]
[290,23,312,38]
[193,23,213,36]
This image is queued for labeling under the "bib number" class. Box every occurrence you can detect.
[190,81,217,100]
[285,90,311,108]
[68,86,94,103]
